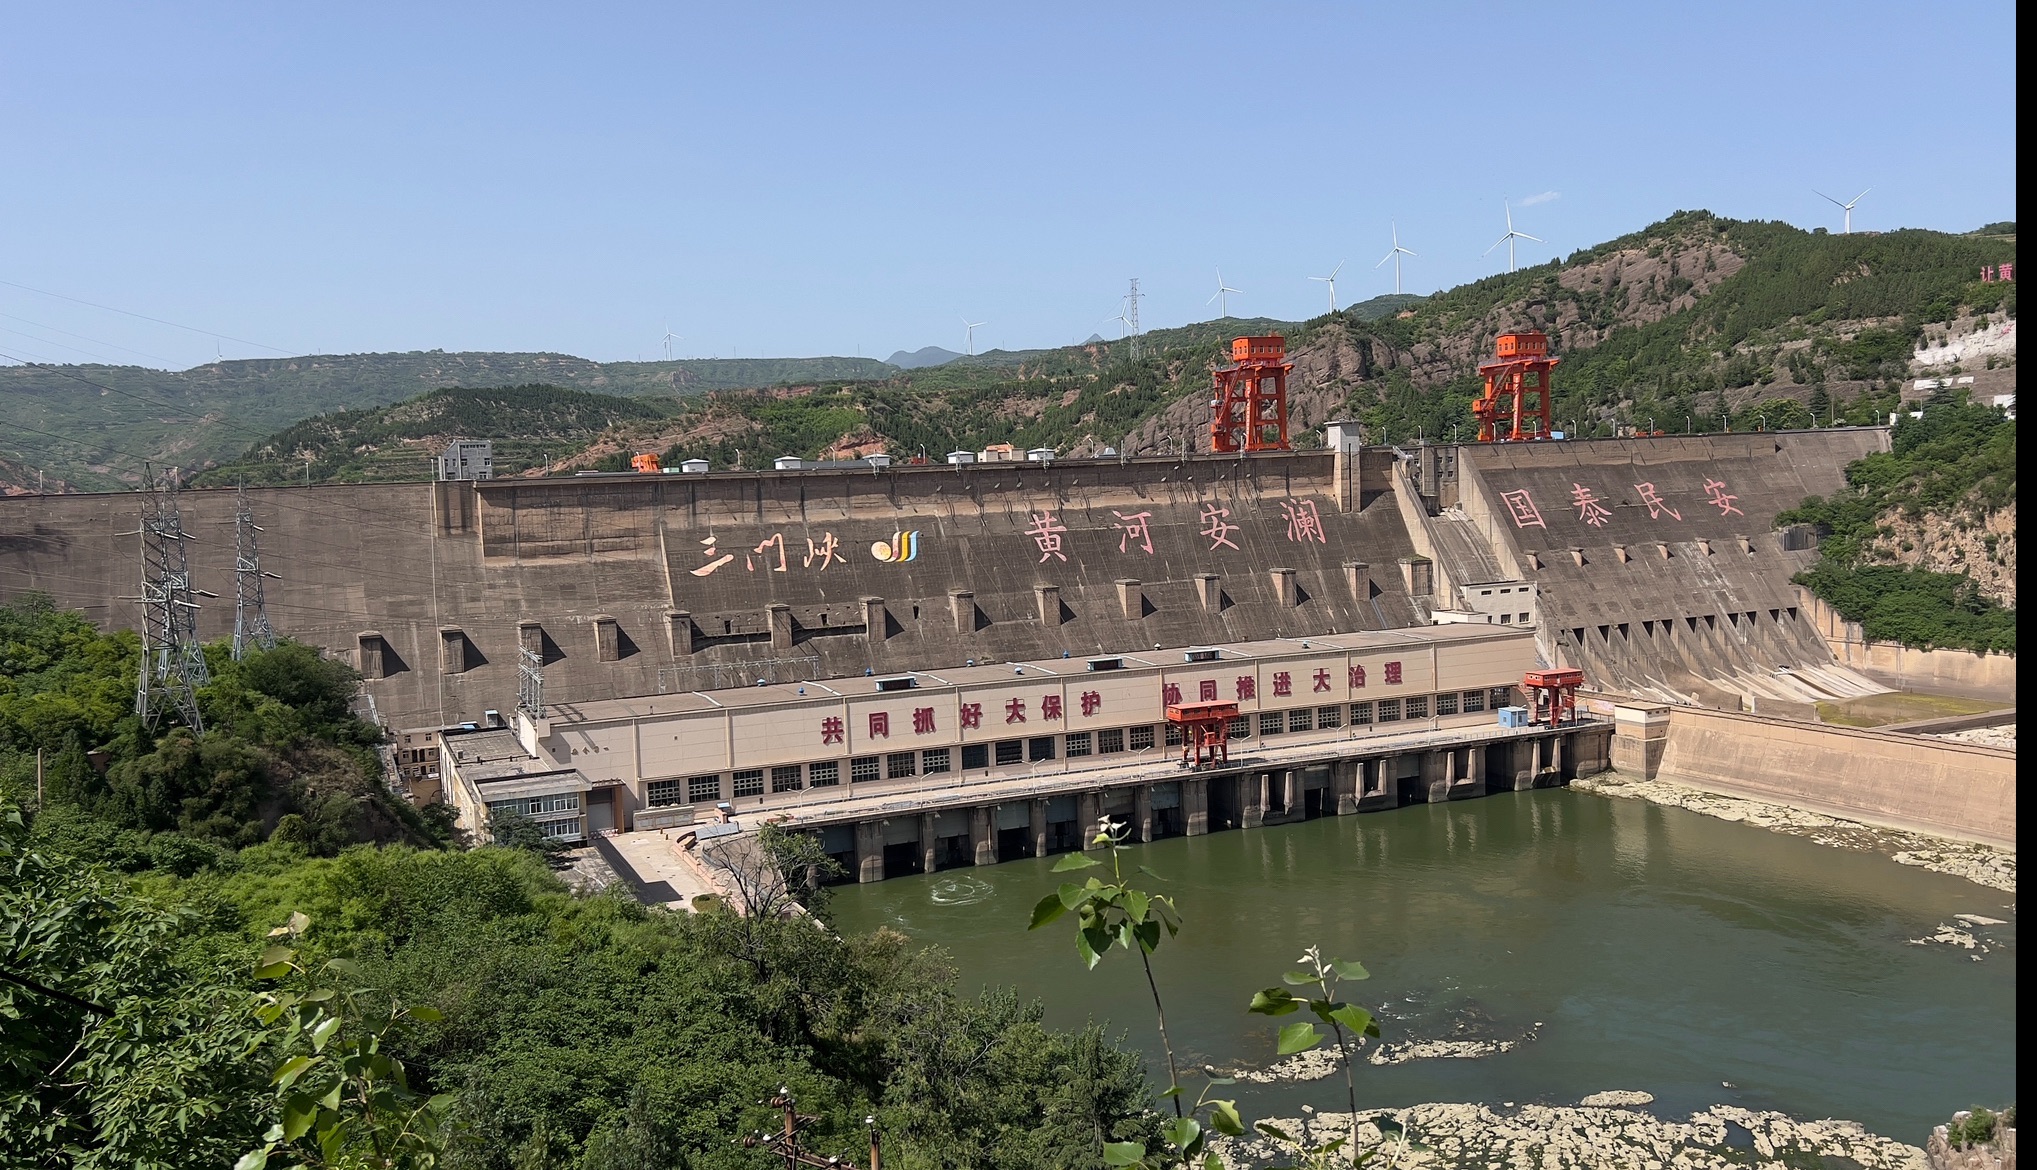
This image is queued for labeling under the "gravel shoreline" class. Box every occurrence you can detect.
[1570,774,2016,893]
[1214,1100,1928,1169]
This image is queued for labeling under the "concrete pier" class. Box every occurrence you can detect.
[833,720,1614,881]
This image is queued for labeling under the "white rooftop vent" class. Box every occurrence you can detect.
[874,675,917,692]
[1026,447,1056,462]
[1183,647,1221,663]
[862,454,893,468]
[946,450,977,464]
[680,458,710,474]
[773,455,804,471]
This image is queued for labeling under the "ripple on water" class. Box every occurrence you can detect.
[929,874,996,906]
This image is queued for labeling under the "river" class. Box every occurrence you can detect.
[826,788,2016,1143]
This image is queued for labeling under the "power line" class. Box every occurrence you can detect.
[0,277,294,354]
[0,309,173,364]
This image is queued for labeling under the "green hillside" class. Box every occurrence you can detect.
[12,214,2017,492]
[188,384,681,486]
[0,351,893,491]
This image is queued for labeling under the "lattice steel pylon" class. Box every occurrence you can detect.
[518,647,545,721]
[232,484,280,659]
[1124,277,1143,361]
[134,467,212,732]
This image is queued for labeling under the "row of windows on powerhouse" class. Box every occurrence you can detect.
[644,688,1504,807]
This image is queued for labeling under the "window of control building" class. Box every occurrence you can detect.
[1066,732,1092,757]
[1406,696,1429,720]
[1098,728,1125,754]
[1129,725,1155,751]
[809,761,840,786]
[732,769,764,797]
[887,752,916,779]
[687,774,721,803]
[1318,705,1342,729]
[771,765,802,792]
[1260,712,1283,736]
[1028,737,1056,762]
[850,757,879,783]
[1228,716,1251,738]
[923,747,952,774]
[962,743,989,770]
[1463,690,1486,713]
[1377,699,1401,722]
[1350,701,1372,725]
[647,779,682,807]
[995,740,1023,766]
[1436,693,1459,716]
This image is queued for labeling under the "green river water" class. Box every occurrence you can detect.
[827,789,2016,1143]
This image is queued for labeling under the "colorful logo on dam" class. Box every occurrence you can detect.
[869,531,920,563]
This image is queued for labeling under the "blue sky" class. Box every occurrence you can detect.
[0,2,2018,369]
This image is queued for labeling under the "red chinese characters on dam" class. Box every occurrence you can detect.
[1500,479,1742,530]
[683,504,1332,579]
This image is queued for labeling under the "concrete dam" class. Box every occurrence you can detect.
[0,432,1890,732]
[7,428,1949,869]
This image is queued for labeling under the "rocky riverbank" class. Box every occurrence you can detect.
[1571,774,2016,893]
[1214,1099,1928,1169]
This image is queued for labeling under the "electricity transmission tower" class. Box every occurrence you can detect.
[1124,277,1144,361]
[232,485,279,659]
[134,467,212,732]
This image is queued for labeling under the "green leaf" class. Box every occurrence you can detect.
[1058,882,1091,910]
[1276,1021,1323,1055]
[1030,892,1070,930]
[234,1148,270,1170]
[1077,925,1110,969]
[1282,969,1318,986]
[253,961,292,980]
[298,988,334,1004]
[1052,852,1101,872]
[1331,959,1370,980]
[406,1004,443,1023]
[281,1095,318,1141]
[271,1054,317,1089]
[309,1015,342,1053]
[323,957,363,979]
[1132,919,1161,954]
[1248,988,1299,1016]
[1102,1140,1147,1166]
[1209,1099,1246,1137]
[1124,888,1149,923]
[1255,1121,1296,1142]
[1328,1004,1375,1038]
[1200,1153,1226,1170]
[1163,1116,1202,1153]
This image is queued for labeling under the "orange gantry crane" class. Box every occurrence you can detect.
[1210,335,1293,453]
[1472,331,1559,442]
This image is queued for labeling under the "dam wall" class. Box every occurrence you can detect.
[1797,587,2018,702]
[1648,705,2015,849]
[0,450,1425,730]
[1453,429,1891,705]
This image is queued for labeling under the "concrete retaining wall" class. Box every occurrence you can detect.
[1652,706,2015,850]
[1799,588,2017,701]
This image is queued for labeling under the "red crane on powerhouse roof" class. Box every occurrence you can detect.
[1210,336,1293,453]
[1472,331,1559,442]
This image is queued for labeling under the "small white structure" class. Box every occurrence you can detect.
[1025,447,1056,462]
[946,450,977,464]
[862,454,894,468]
[1324,420,1365,452]
[773,455,804,471]
[437,439,493,481]
[680,458,710,474]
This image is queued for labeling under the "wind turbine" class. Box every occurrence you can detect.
[1207,268,1242,318]
[1308,260,1346,313]
[1375,222,1417,294]
[961,316,986,356]
[1814,188,1871,234]
[1484,201,1542,274]
[660,324,679,361]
